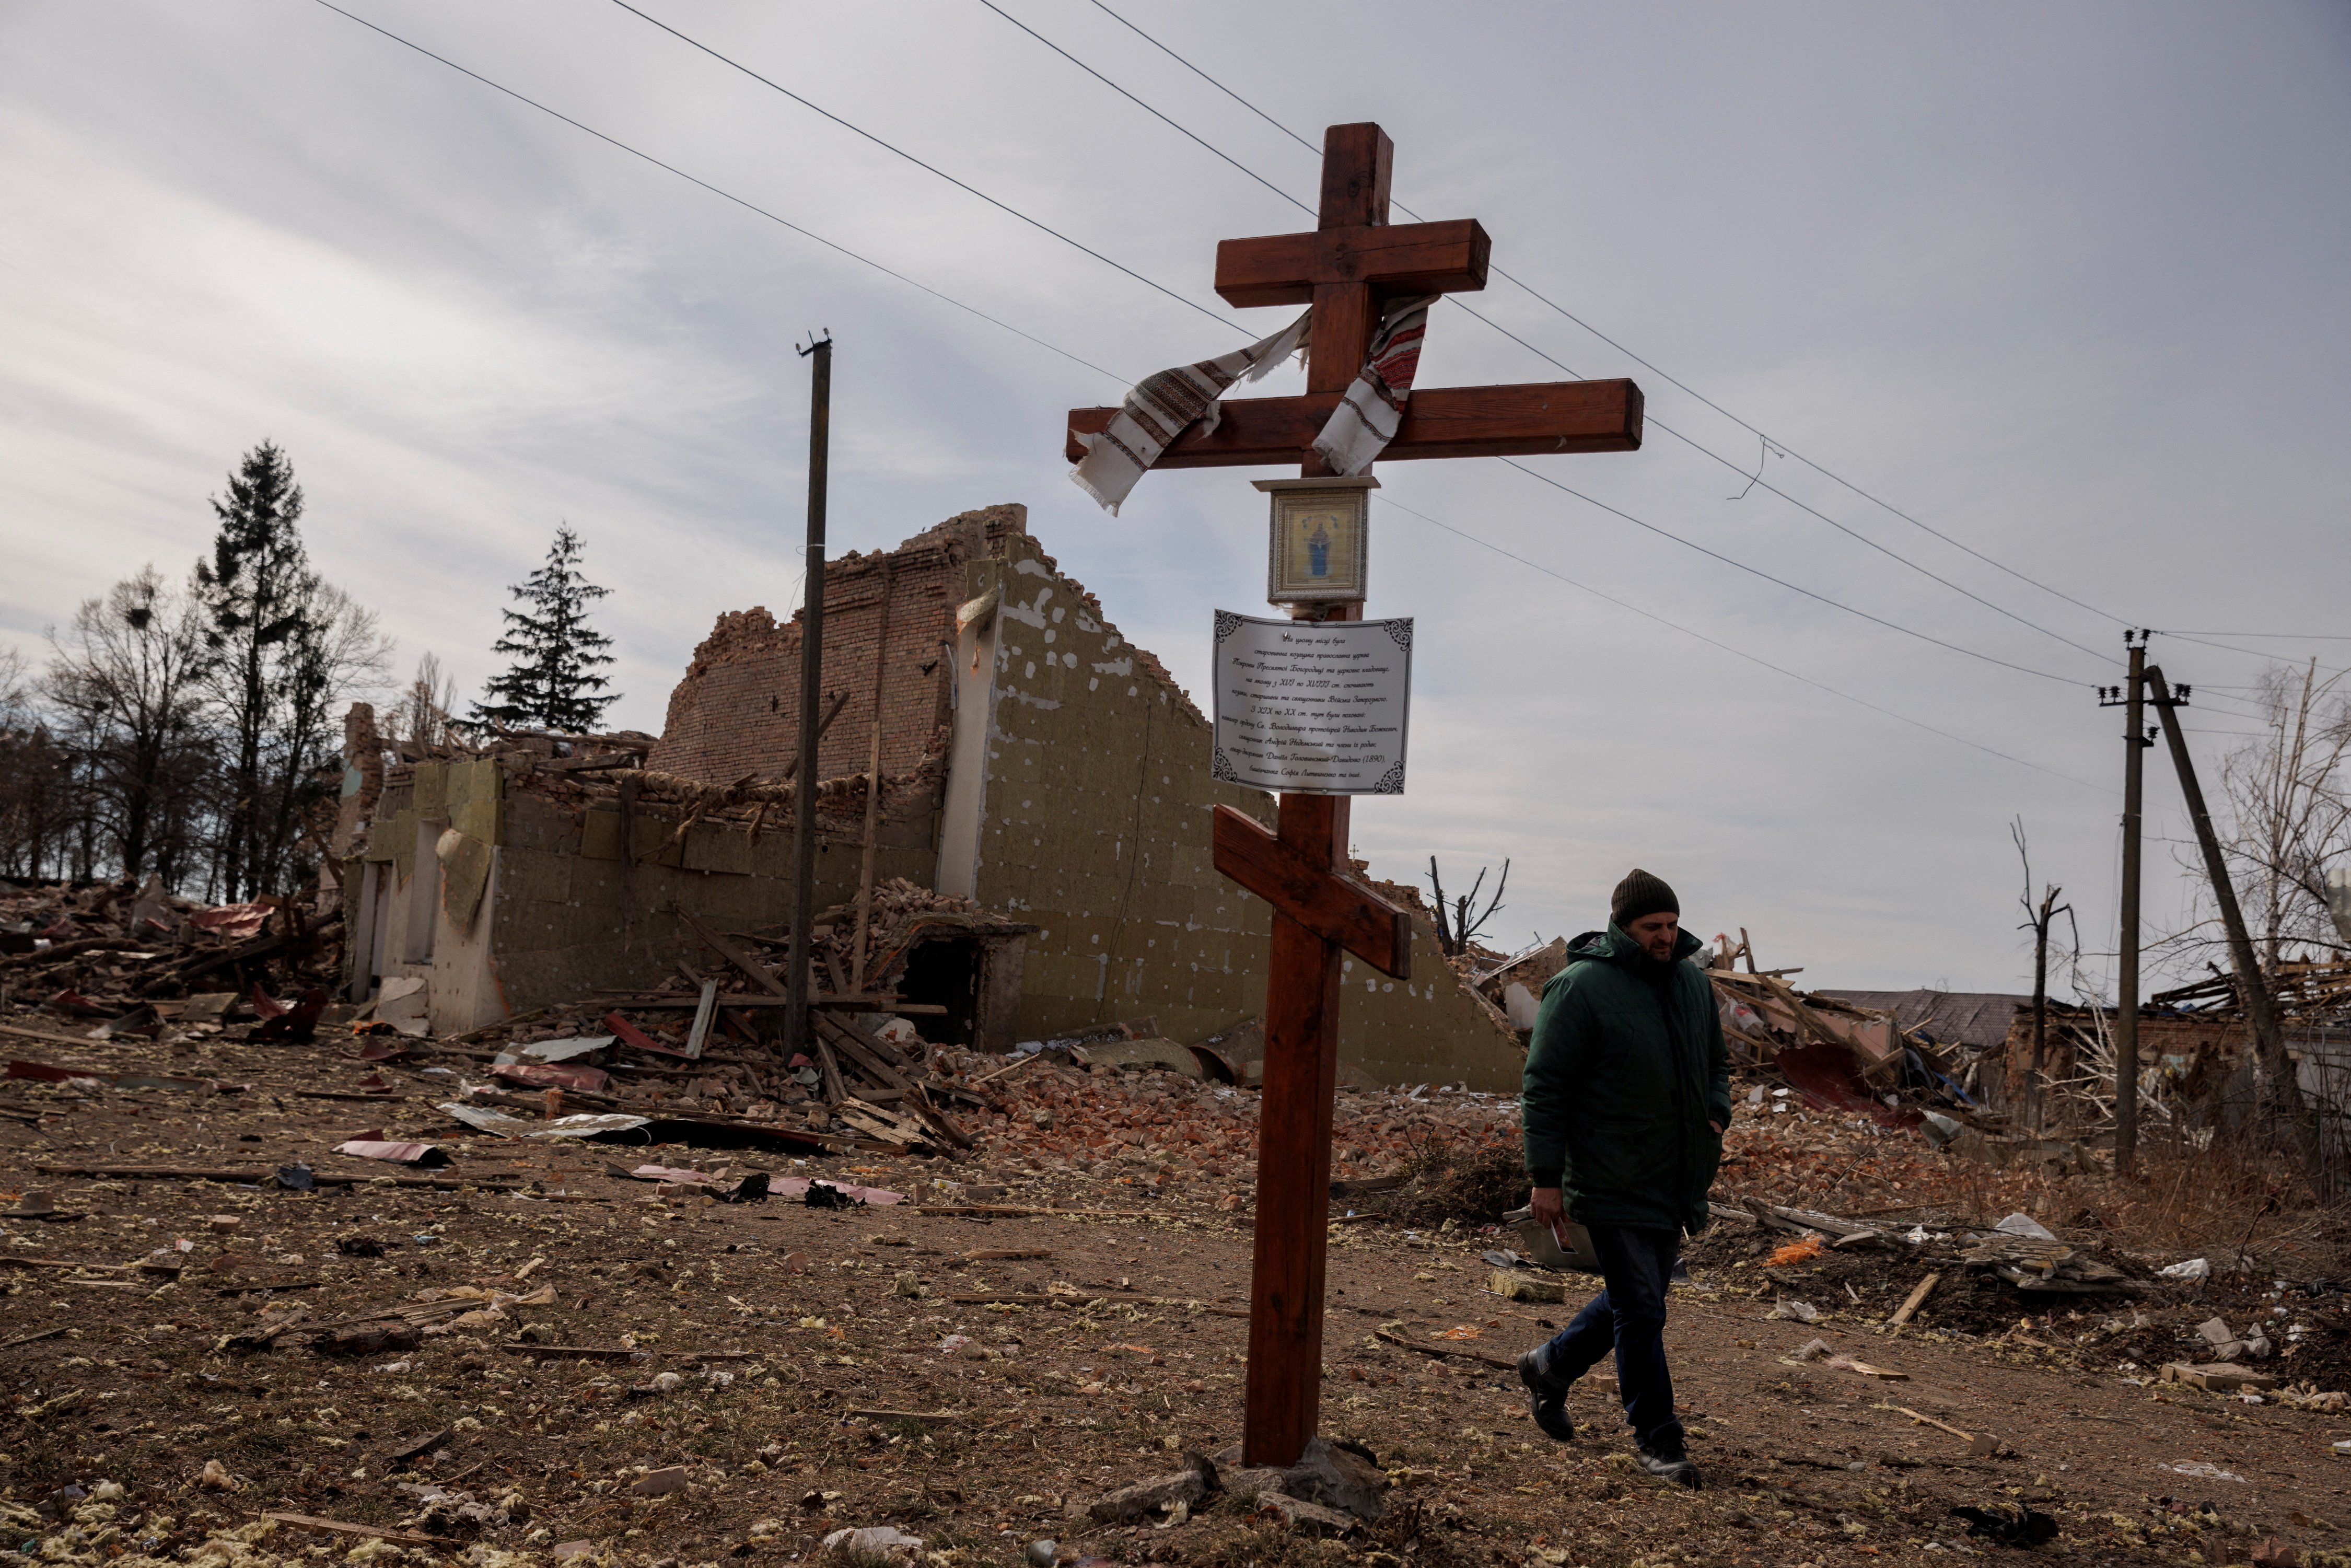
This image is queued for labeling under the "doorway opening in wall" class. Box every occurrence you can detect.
[899,936,984,1047]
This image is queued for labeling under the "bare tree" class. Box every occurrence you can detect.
[1426,855,1509,958]
[43,567,217,884]
[0,645,75,880]
[2218,659,2351,975]
[2013,819,2076,1132]
[395,651,465,757]
[258,581,391,896]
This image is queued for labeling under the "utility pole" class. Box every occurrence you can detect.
[2099,633,2154,1173]
[2145,665,2318,1172]
[786,332,832,1061]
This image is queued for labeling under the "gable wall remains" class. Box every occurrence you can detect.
[648,505,1027,789]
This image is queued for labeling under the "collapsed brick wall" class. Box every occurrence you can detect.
[633,503,1530,1090]
[648,505,1029,787]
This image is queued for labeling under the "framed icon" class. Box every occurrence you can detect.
[1256,476,1377,604]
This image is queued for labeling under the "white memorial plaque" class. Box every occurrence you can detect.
[1210,611,1412,795]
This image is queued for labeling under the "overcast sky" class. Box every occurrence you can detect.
[4,2,2347,993]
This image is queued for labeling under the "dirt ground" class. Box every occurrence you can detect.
[4,1036,2349,1568]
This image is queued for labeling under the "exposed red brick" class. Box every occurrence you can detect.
[649,505,1027,786]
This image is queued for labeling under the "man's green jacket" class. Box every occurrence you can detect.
[1521,924,1731,1235]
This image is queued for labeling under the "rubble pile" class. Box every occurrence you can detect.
[818,877,984,994]
[1720,1094,1956,1212]
[1,878,344,1043]
[476,728,947,841]
[963,1061,1515,1193]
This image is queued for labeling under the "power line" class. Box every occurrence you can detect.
[308,1,1128,384]
[1439,295,2117,667]
[2161,630,2351,640]
[2158,632,2351,680]
[1083,0,1320,154]
[613,0,2105,691]
[1372,493,2107,792]
[607,0,1243,336]
[1495,459,2083,687]
[1075,0,2131,629]
[981,0,2116,674]
[318,1,2106,777]
[975,0,1312,220]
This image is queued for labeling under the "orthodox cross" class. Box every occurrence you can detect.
[1064,123,1644,1469]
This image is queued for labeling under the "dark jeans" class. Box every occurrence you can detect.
[1535,1223,1683,1451]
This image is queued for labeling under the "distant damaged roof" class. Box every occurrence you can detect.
[1818,990,2030,1051]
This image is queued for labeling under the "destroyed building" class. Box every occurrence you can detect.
[339,505,1522,1089]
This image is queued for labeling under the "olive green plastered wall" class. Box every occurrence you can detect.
[970,537,1523,1092]
[483,772,938,1020]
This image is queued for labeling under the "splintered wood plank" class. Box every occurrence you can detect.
[1211,805,1410,979]
[814,1013,913,1091]
[676,909,790,998]
[257,1514,449,1547]
[1065,379,1643,469]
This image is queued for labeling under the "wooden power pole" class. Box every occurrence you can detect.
[2101,633,2152,1173]
[786,332,833,1060]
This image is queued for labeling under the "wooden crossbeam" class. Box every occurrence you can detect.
[1211,804,1410,979]
[1066,379,1642,469]
[1215,218,1491,307]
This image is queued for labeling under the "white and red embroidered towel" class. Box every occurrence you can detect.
[1069,309,1311,515]
[1311,294,1437,477]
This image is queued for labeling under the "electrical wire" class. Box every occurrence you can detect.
[1440,295,2116,666]
[2161,630,2351,640]
[1494,459,2083,686]
[2158,632,2351,679]
[308,1,1129,385]
[1372,494,2108,792]
[607,0,1244,336]
[1076,0,2131,629]
[980,0,2116,673]
[975,0,1312,220]
[616,0,2108,690]
[318,1,2115,779]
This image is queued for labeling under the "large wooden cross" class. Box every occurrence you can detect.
[1065,122,1644,1468]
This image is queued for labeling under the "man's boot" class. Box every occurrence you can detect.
[1637,1436,1702,1490]
[1516,1350,1575,1443]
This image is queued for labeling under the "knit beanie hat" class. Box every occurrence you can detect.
[1610,867,1679,929]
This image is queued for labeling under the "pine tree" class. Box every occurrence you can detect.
[196,441,312,900]
[472,525,619,733]
[194,441,390,899]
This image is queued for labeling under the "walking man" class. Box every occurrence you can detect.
[1516,869,1729,1488]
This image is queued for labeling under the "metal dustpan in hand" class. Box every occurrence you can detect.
[1502,1205,1604,1274]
